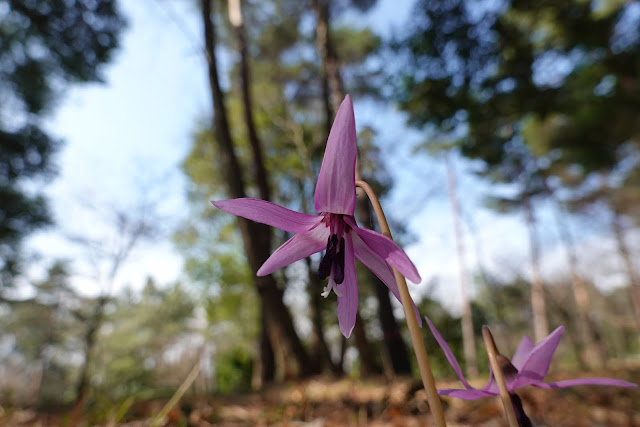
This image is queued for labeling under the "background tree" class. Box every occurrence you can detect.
[0,261,82,407]
[394,0,640,350]
[0,0,125,290]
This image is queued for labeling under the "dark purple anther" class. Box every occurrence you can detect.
[318,234,338,280]
[333,237,346,284]
[510,393,533,427]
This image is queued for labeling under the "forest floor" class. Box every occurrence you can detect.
[2,365,639,426]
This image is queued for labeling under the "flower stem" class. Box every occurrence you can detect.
[355,180,447,427]
[482,326,518,427]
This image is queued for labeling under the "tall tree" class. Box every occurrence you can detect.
[1,261,81,406]
[444,152,477,376]
[0,0,125,290]
[312,0,411,375]
[395,0,640,341]
[200,0,312,379]
[226,0,275,385]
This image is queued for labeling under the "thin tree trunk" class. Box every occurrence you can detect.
[312,0,344,116]
[228,0,274,384]
[306,257,342,374]
[353,312,382,375]
[523,197,548,342]
[202,0,313,379]
[74,296,107,406]
[611,210,640,337]
[444,152,477,377]
[312,0,410,375]
[546,185,605,368]
[228,0,270,201]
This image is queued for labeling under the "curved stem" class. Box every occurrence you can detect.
[355,180,447,427]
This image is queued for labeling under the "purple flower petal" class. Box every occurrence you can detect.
[513,326,564,387]
[314,95,357,216]
[511,334,535,371]
[424,315,473,389]
[336,236,358,337]
[481,372,500,394]
[531,378,638,389]
[438,388,496,400]
[345,217,421,284]
[352,231,422,326]
[257,224,329,276]
[212,198,322,233]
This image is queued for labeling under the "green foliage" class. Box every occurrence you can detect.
[0,261,82,406]
[394,0,640,181]
[91,280,196,401]
[215,347,254,394]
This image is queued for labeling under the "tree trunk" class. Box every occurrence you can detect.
[353,311,382,375]
[523,197,548,342]
[306,257,342,374]
[228,0,270,202]
[611,210,640,338]
[444,152,477,377]
[312,0,409,375]
[70,295,108,427]
[201,0,313,379]
[546,185,605,368]
[228,0,275,384]
[312,0,344,116]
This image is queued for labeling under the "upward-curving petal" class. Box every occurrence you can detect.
[511,335,535,371]
[336,236,358,338]
[352,231,421,326]
[345,217,421,284]
[513,326,564,387]
[314,95,357,216]
[257,224,329,276]
[212,198,322,233]
[424,315,474,390]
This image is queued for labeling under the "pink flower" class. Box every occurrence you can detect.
[212,95,421,337]
[424,316,637,400]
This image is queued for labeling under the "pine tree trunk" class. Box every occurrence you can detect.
[444,152,477,377]
[523,197,548,342]
[201,0,313,379]
[306,257,342,374]
[227,0,275,383]
[546,186,605,368]
[228,0,270,201]
[312,0,409,375]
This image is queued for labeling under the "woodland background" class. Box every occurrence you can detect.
[1,0,639,424]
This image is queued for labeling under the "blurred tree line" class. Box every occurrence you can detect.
[0,0,639,414]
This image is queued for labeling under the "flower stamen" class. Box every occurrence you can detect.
[318,234,338,280]
[333,237,345,284]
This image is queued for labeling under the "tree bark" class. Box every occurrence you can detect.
[306,257,342,374]
[228,0,270,202]
[523,197,548,342]
[312,0,409,375]
[444,152,478,377]
[545,184,605,368]
[202,0,313,379]
[227,0,275,384]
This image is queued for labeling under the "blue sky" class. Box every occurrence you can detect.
[27,0,636,312]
